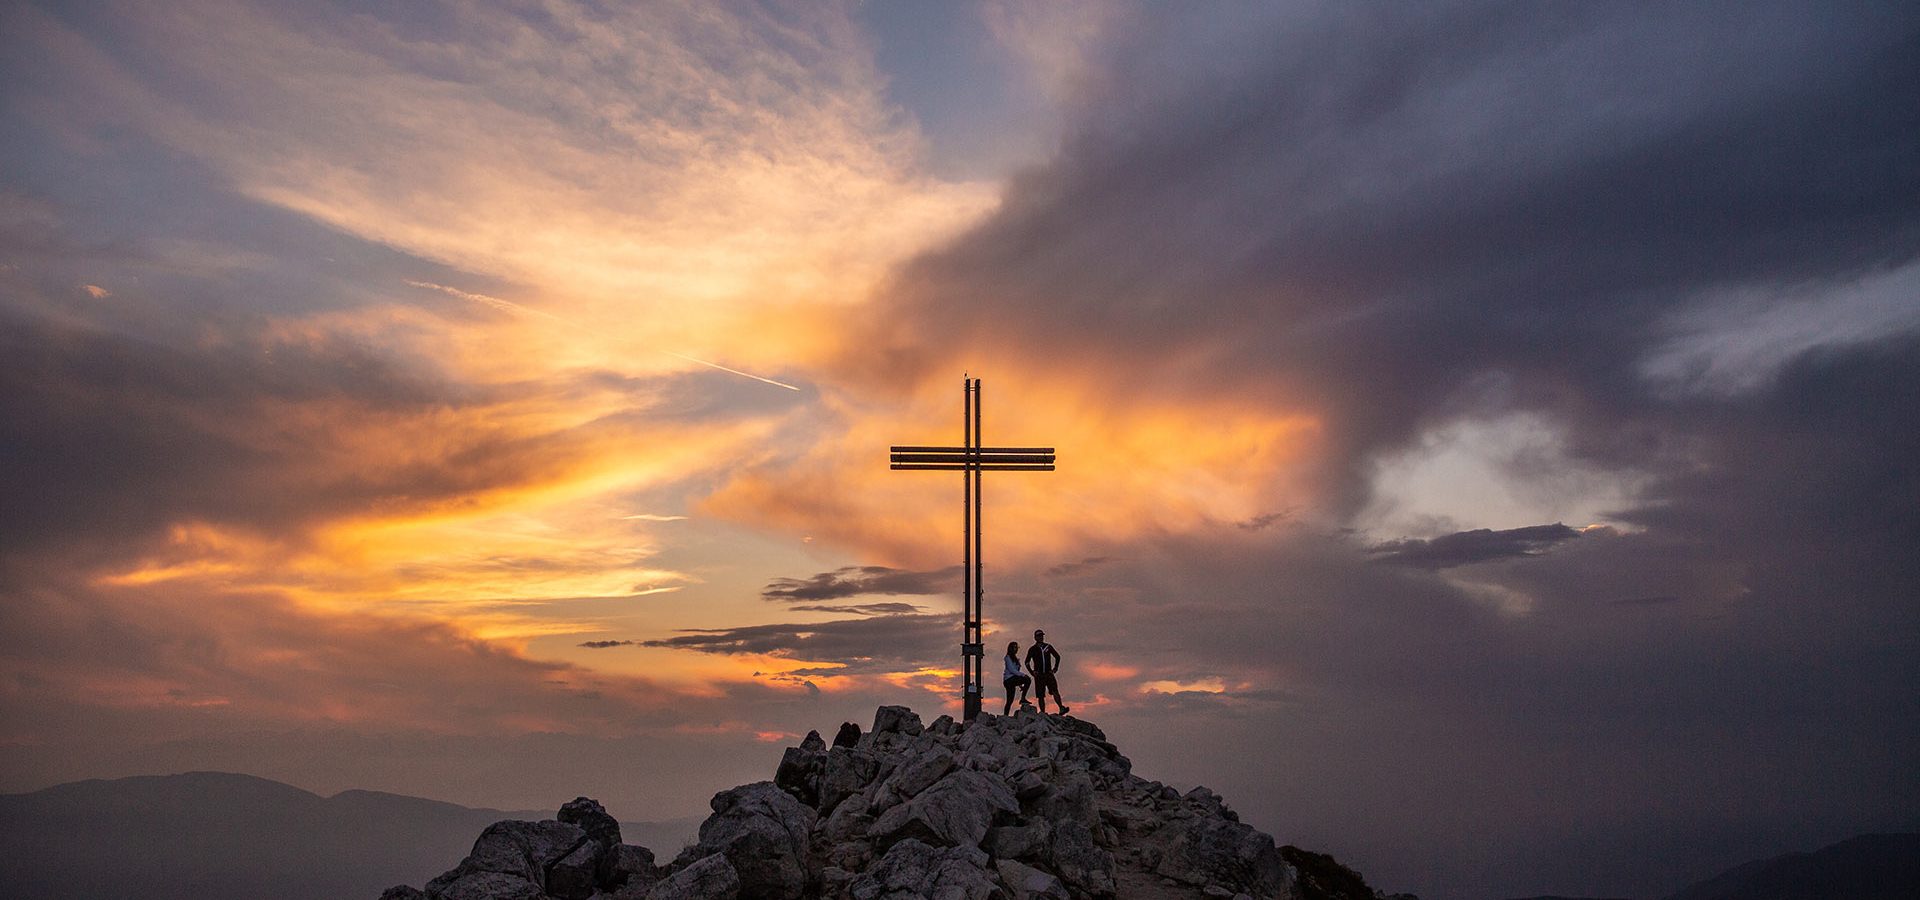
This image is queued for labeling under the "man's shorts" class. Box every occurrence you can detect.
[1034,672,1059,697]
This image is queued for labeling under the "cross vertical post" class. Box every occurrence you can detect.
[891,377,1055,721]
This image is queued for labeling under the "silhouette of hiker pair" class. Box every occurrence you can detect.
[1002,628,1071,717]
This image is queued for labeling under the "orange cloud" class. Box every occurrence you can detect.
[703,375,1323,566]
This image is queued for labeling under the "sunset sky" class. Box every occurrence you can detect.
[2,2,1916,898]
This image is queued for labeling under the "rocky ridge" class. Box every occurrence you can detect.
[381,706,1407,900]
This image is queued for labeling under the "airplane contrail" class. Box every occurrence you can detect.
[405,279,801,391]
[405,279,566,323]
[658,350,802,391]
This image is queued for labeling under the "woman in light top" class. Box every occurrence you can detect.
[1002,641,1032,715]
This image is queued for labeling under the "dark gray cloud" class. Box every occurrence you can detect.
[0,307,440,558]
[577,640,639,649]
[1369,523,1581,569]
[1043,556,1113,578]
[760,566,960,602]
[644,613,950,675]
[786,602,926,616]
[856,0,1920,513]
[1234,513,1290,533]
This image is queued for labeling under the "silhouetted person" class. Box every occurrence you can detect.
[1002,640,1033,715]
[1024,628,1070,715]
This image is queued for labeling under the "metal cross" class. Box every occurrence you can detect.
[890,377,1056,721]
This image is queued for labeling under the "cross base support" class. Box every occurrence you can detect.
[962,684,982,722]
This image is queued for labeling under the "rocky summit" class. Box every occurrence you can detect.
[381,706,1408,900]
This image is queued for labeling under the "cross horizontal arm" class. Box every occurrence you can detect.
[891,452,1054,465]
[889,446,1055,454]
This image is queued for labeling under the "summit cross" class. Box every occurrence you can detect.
[890,377,1056,721]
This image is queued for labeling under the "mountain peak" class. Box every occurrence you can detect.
[382,705,1408,900]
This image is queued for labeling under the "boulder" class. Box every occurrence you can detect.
[558,796,623,846]
[1047,820,1115,897]
[870,767,1018,850]
[818,747,881,815]
[800,729,827,752]
[994,859,1069,900]
[378,888,428,900]
[546,838,605,900]
[774,746,824,806]
[833,722,862,748]
[871,745,955,812]
[872,705,924,736]
[984,823,1047,863]
[1154,817,1290,899]
[424,819,591,897]
[1026,772,1096,830]
[848,838,998,900]
[427,871,548,900]
[691,782,816,900]
[608,844,661,898]
[645,852,740,900]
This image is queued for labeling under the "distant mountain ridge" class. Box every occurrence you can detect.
[1659,832,1918,900]
[1496,833,1920,900]
[0,771,700,900]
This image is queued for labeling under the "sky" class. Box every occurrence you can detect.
[1,2,1916,898]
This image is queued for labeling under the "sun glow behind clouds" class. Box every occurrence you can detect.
[705,374,1324,567]
[14,0,1332,714]
[13,0,1010,683]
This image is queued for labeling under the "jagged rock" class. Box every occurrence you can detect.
[848,838,997,900]
[424,819,591,897]
[776,746,826,807]
[984,823,1047,862]
[801,730,827,751]
[646,852,740,900]
[994,859,1068,900]
[833,722,862,748]
[547,838,606,900]
[1278,845,1386,900]
[431,871,548,900]
[609,844,661,898]
[870,744,954,812]
[1046,820,1115,897]
[379,888,429,900]
[818,747,882,815]
[1153,817,1290,899]
[685,781,816,900]
[870,767,1018,850]
[560,796,623,846]
[872,705,923,736]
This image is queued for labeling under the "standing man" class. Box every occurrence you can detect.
[1024,628,1071,716]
